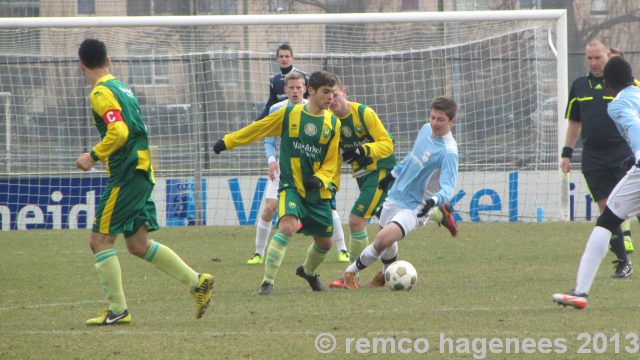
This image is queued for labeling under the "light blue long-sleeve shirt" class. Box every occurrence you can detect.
[388,123,459,210]
[264,98,308,163]
[607,85,640,161]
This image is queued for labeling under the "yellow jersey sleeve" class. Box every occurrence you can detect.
[224,106,286,149]
[314,117,342,192]
[90,85,129,161]
[361,106,394,161]
[90,85,122,119]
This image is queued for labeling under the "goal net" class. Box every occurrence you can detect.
[0,11,568,230]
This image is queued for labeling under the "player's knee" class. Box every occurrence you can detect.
[348,213,366,231]
[262,201,277,221]
[126,240,149,257]
[596,206,624,232]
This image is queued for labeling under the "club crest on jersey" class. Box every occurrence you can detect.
[341,126,352,138]
[304,123,317,137]
[322,127,331,140]
[422,151,431,162]
[288,201,297,209]
[355,124,364,136]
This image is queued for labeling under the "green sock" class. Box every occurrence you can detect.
[349,229,369,263]
[262,231,291,285]
[94,249,127,314]
[429,207,443,223]
[302,242,330,275]
[622,220,631,239]
[143,240,198,288]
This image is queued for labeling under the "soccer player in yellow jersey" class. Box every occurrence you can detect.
[76,39,213,325]
[213,71,341,295]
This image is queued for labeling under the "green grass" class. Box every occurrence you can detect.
[2,222,640,359]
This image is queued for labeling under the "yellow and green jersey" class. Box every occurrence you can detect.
[338,102,395,178]
[224,104,341,202]
[89,74,154,185]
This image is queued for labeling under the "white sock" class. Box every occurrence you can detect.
[331,210,347,252]
[345,244,381,273]
[575,226,611,294]
[255,219,272,256]
[380,242,398,273]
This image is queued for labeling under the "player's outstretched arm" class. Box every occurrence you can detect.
[214,107,286,153]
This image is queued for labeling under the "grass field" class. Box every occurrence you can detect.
[2,222,640,359]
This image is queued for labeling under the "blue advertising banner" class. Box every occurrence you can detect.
[0,177,106,230]
[165,179,207,226]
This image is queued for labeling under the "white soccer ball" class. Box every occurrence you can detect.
[384,260,417,291]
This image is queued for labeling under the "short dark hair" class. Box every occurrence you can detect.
[276,43,293,57]
[78,38,107,69]
[604,56,634,90]
[431,97,457,120]
[308,71,337,91]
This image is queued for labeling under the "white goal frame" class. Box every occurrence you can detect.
[0,10,569,227]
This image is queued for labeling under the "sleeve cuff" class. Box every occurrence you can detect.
[267,156,276,164]
[90,150,100,161]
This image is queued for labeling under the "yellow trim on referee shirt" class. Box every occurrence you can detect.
[100,186,120,234]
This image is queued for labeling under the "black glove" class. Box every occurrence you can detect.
[342,145,367,164]
[303,176,322,192]
[622,155,638,169]
[417,198,436,218]
[378,172,396,191]
[213,139,226,154]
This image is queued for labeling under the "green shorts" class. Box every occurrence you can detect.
[351,169,389,219]
[93,171,160,237]
[278,188,333,237]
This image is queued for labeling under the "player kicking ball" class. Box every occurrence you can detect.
[553,56,640,309]
[342,97,459,289]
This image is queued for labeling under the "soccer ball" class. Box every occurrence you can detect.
[384,260,417,291]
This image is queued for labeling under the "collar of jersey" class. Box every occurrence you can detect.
[95,73,115,86]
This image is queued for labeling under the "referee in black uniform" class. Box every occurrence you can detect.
[561,39,633,278]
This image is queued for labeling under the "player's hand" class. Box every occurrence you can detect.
[378,172,396,191]
[560,157,571,173]
[621,155,640,169]
[417,198,436,218]
[268,161,279,181]
[213,139,226,154]
[303,176,322,192]
[342,145,367,164]
[76,152,96,171]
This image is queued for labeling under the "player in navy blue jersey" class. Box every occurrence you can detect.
[256,44,309,120]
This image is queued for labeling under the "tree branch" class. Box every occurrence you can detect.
[583,10,640,41]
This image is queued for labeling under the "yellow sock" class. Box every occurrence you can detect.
[348,229,369,263]
[302,242,330,275]
[262,231,291,285]
[144,240,198,288]
[94,249,127,314]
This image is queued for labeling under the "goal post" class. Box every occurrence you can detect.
[0,10,570,230]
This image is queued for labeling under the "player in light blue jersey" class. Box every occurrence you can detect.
[343,97,459,288]
[553,56,640,309]
[247,72,346,264]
